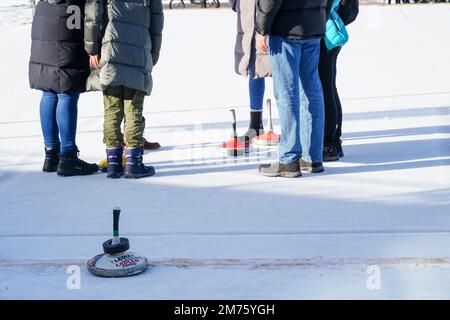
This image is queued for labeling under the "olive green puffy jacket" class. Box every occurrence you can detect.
[84,0,163,95]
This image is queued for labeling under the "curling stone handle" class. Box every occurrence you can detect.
[229,109,237,137]
[112,207,121,245]
[267,99,274,131]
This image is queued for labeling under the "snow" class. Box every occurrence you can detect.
[0,2,450,299]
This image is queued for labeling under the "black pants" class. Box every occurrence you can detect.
[319,40,342,148]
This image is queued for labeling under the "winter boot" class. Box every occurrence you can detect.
[106,147,124,179]
[323,146,340,162]
[336,140,344,158]
[57,148,99,177]
[143,138,161,151]
[259,161,301,178]
[43,147,60,173]
[239,111,264,143]
[124,147,155,179]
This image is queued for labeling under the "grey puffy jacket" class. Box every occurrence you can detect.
[84,0,164,95]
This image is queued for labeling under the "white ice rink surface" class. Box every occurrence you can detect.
[0,2,450,299]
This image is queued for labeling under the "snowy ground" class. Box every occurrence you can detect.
[0,2,450,299]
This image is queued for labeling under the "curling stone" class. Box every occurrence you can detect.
[252,99,280,147]
[87,207,148,277]
[219,109,252,157]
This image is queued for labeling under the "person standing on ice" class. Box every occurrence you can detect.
[229,0,271,142]
[29,0,99,177]
[84,0,164,179]
[256,0,333,177]
[320,0,358,162]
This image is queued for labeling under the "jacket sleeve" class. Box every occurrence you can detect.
[255,0,284,36]
[84,0,104,56]
[150,0,164,66]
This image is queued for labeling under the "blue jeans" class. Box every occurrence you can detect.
[39,91,79,153]
[248,63,265,111]
[269,36,325,164]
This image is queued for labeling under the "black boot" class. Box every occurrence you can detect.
[336,140,344,158]
[239,111,264,142]
[106,147,124,179]
[43,147,60,173]
[323,146,340,162]
[124,147,155,179]
[259,161,301,178]
[57,148,99,177]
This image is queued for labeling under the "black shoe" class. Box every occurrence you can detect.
[259,161,301,178]
[43,147,60,173]
[238,111,264,142]
[336,140,344,158]
[124,147,155,179]
[299,159,325,173]
[323,146,340,162]
[106,147,124,179]
[57,148,99,177]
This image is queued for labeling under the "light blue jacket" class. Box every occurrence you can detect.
[325,0,349,51]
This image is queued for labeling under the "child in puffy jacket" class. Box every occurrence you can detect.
[84,0,164,179]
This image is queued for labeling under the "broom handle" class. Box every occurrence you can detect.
[112,207,121,245]
[267,99,273,131]
[230,109,237,138]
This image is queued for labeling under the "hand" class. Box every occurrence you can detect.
[89,55,100,69]
[256,34,269,54]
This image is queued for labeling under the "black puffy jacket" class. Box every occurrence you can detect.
[29,0,90,93]
[256,0,333,40]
